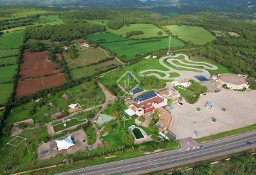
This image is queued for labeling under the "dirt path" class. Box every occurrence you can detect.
[90,81,117,149]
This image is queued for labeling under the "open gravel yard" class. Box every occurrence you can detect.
[170,90,256,139]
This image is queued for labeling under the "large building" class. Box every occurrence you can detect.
[212,73,249,90]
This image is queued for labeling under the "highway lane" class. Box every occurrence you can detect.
[58,131,256,175]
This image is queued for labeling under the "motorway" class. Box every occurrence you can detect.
[58,131,256,175]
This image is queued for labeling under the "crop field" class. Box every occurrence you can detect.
[71,59,121,80]
[0,83,13,105]
[100,37,184,62]
[19,51,61,79]
[0,49,19,58]
[108,24,168,39]
[15,73,65,98]
[0,56,17,65]
[87,33,128,43]
[0,31,24,49]
[65,48,109,69]
[0,64,18,83]
[164,25,216,45]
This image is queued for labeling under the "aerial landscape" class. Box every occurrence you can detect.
[0,0,256,174]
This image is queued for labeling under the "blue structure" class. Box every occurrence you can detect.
[195,75,208,82]
[134,92,157,103]
[127,72,133,81]
[205,101,212,109]
[130,88,144,95]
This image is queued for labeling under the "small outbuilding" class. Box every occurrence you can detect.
[68,103,82,113]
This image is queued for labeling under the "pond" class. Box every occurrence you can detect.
[132,128,144,139]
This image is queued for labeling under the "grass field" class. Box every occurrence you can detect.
[35,15,64,25]
[0,49,19,57]
[87,33,128,43]
[0,31,24,49]
[65,48,109,69]
[0,83,13,105]
[0,56,17,65]
[164,25,216,45]
[108,24,168,39]
[53,118,87,132]
[71,59,121,80]
[0,64,17,83]
[100,37,184,62]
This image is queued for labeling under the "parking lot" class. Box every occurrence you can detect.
[170,90,256,139]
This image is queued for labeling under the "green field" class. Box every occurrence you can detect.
[0,49,19,58]
[108,24,168,39]
[164,25,216,45]
[87,33,128,43]
[36,15,64,25]
[100,37,184,62]
[66,48,109,69]
[71,59,121,80]
[0,64,17,83]
[0,56,17,65]
[0,31,24,49]
[0,83,13,105]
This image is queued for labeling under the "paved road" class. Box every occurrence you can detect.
[58,131,256,175]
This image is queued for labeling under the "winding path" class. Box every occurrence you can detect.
[139,54,218,81]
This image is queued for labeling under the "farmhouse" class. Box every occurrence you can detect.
[157,89,181,104]
[212,73,249,90]
[68,103,82,113]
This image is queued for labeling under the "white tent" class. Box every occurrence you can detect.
[55,136,75,151]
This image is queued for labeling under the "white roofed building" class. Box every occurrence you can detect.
[55,136,75,151]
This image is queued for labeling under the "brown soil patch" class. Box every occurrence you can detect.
[15,73,65,98]
[19,51,61,79]
[55,54,62,61]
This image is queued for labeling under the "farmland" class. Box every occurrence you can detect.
[0,65,18,83]
[65,48,110,69]
[0,31,24,49]
[164,25,216,45]
[0,56,17,65]
[0,83,13,105]
[87,33,128,43]
[19,51,61,79]
[0,49,19,57]
[65,47,121,80]
[16,73,65,98]
[108,24,168,39]
[88,34,184,62]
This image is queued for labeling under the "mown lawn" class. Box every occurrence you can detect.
[108,24,168,39]
[0,64,18,83]
[0,31,24,49]
[197,123,256,143]
[85,125,96,145]
[0,83,13,105]
[164,25,216,45]
[65,48,109,69]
